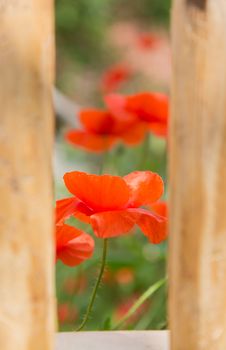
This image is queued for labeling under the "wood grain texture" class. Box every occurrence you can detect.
[169,0,226,349]
[0,1,55,349]
[186,0,207,10]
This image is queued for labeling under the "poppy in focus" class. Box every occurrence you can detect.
[65,108,146,152]
[105,92,169,138]
[56,171,167,243]
[56,224,94,267]
[101,64,133,93]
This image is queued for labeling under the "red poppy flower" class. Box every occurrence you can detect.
[137,33,159,50]
[65,108,146,152]
[56,171,167,244]
[56,224,94,267]
[101,64,133,93]
[105,92,169,138]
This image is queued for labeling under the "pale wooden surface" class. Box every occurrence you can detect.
[0,1,55,349]
[56,331,169,350]
[169,0,226,349]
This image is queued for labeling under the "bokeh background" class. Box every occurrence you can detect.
[55,0,171,331]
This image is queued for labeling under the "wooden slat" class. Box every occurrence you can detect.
[169,0,226,349]
[0,1,55,349]
[56,331,169,350]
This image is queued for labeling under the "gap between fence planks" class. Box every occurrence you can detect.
[169,0,226,349]
[0,1,55,350]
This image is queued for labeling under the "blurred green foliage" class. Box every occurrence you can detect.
[56,0,111,66]
[114,0,171,24]
[56,0,171,66]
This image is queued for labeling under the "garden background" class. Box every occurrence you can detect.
[55,0,171,331]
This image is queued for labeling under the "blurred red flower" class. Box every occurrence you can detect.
[101,64,133,93]
[63,277,77,295]
[115,267,135,285]
[56,171,167,243]
[58,303,78,324]
[56,224,94,267]
[63,275,88,295]
[105,92,169,138]
[137,33,159,50]
[114,294,148,325]
[65,108,146,152]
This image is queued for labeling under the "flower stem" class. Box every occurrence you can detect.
[139,133,150,170]
[112,276,167,330]
[76,239,108,331]
[99,148,110,174]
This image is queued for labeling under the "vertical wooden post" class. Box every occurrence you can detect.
[0,1,55,349]
[169,0,226,349]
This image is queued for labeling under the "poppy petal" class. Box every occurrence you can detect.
[126,93,169,123]
[64,172,131,212]
[73,211,91,224]
[150,201,168,218]
[132,208,167,244]
[90,210,137,238]
[91,208,167,243]
[148,122,168,138]
[56,197,93,225]
[56,224,94,267]
[105,93,127,113]
[101,64,132,93]
[121,123,146,145]
[80,109,114,134]
[105,93,169,126]
[124,171,164,207]
[66,130,117,152]
[56,197,80,225]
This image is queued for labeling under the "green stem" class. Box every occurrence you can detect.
[112,277,167,330]
[99,145,110,174]
[139,133,150,170]
[76,239,108,331]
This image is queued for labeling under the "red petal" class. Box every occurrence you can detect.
[133,208,167,244]
[105,93,168,130]
[56,197,80,225]
[90,210,137,238]
[80,109,114,134]
[64,171,131,212]
[73,212,91,224]
[137,33,159,50]
[124,171,164,207]
[120,123,147,145]
[101,64,132,93]
[105,93,127,113]
[126,93,169,123]
[56,224,94,267]
[66,130,117,152]
[148,122,168,138]
[150,201,168,218]
[56,197,93,225]
[91,208,167,243]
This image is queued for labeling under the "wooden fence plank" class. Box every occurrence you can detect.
[0,1,55,349]
[169,1,226,349]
